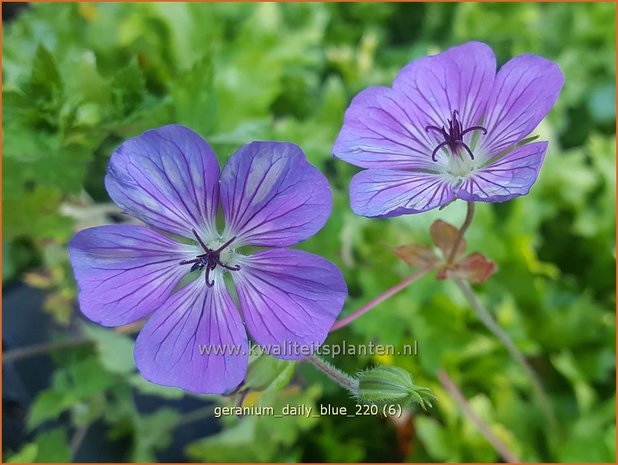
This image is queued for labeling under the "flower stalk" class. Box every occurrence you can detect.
[307,357,438,410]
[330,267,430,332]
[446,201,475,265]
[306,355,359,393]
[438,369,521,463]
[454,277,557,431]
[449,201,557,432]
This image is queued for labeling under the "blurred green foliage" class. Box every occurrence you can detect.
[3,2,615,463]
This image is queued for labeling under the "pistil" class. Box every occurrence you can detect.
[180,229,241,287]
[425,110,487,162]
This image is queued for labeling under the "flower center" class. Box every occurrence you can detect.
[179,229,241,287]
[425,110,487,162]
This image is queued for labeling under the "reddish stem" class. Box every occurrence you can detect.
[330,268,430,332]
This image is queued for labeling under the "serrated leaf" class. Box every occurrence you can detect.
[437,252,497,283]
[32,428,71,463]
[3,185,73,240]
[6,443,38,463]
[242,354,295,392]
[28,44,63,99]
[255,362,297,406]
[3,124,94,194]
[84,325,136,375]
[110,59,146,117]
[393,243,439,269]
[453,253,497,284]
[67,356,118,398]
[132,408,182,462]
[27,389,75,430]
[186,385,320,462]
[186,417,259,462]
[28,354,118,429]
[172,53,218,136]
[430,220,465,259]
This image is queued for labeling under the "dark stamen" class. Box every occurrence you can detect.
[192,229,210,252]
[425,110,486,162]
[180,231,241,287]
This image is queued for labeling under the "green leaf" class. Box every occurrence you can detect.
[32,428,71,463]
[187,386,320,462]
[3,184,74,240]
[242,355,295,393]
[131,408,182,462]
[416,416,450,461]
[27,389,75,430]
[187,416,260,462]
[67,356,118,398]
[28,352,119,430]
[557,397,616,462]
[172,54,217,136]
[110,59,147,118]
[84,325,136,375]
[128,374,186,399]
[28,44,63,99]
[6,444,38,463]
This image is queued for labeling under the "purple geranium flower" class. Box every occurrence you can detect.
[69,125,347,394]
[333,41,564,217]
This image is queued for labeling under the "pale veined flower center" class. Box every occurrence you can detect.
[446,153,475,178]
[179,229,241,287]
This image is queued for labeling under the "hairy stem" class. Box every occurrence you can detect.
[446,201,556,431]
[447,201,475,264]
[330,268,430,332]
[306,355,359,393]
[454,278,557,432]
[438,370,521,463]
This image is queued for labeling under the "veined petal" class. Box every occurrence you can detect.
[134,278,248,394]
[220,141,332,247]
[105,125,220,239]
[232,249,347,359]
[333,86,438,170]
[69,225,196,327]
[394,41,496,130]
[479,55,564,157]
[350,169,455,217]
[456,141,548,202]
[333,42,496,171]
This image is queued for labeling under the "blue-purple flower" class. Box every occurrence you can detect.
[69,125,347,394]
[333,41,564,217]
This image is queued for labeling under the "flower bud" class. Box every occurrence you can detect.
[356,366,437,410]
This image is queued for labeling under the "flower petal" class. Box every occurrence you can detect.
[134,279,248,394]
[220,141,332,247]
[69,225,196,327]
[394,41,496,130]
[456,141,548,202]
[333,87,438,170]
[333,42,496,171]
[350,169,455,217]
[480,55,564,156]
[105,125,220,238]
[232,249,347,359]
